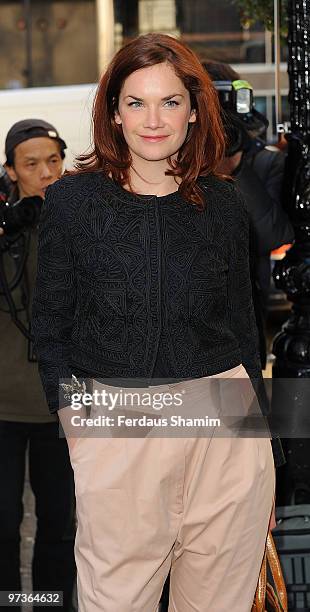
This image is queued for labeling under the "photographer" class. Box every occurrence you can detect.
[203,61,295,370]
[0,120,76,611]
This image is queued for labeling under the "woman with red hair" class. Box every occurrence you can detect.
[33,33,276,611]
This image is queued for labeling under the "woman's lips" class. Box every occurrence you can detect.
[140,135,169,142]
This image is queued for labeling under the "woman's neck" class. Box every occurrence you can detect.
[127,157,180,197]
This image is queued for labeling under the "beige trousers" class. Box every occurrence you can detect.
[69,365,275,612]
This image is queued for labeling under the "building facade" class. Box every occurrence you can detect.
[1,0,289,141]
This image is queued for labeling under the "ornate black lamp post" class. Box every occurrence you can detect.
[272,0,310,505]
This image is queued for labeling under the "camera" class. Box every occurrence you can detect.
[213,79,269,156]
[213,79,254,115]
[0,164,13,202]
[0,194,42,347]
[0,195,43,237]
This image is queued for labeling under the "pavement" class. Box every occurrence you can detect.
[20,460,35,608]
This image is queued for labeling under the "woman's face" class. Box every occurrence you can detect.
[115,62,196,166]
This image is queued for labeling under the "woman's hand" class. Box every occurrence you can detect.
[269,500,276,530]
[58,404,88,454]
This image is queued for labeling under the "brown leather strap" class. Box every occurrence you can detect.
[252,531,287,612]
[266,532,287,611]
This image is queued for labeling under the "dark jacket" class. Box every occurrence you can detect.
[237,147,294,261]
[0,189,56,422]
[235,147,295,368]
[32,171,284,464]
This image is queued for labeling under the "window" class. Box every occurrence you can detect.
[0,0,97,89]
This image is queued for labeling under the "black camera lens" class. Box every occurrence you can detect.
[0,196,43,236]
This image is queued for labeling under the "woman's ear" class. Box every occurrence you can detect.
[189,108,197,124]
[114,109,122,125]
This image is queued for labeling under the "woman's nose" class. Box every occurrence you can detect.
[143,106,164,129]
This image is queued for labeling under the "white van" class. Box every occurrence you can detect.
[0,84,97,169]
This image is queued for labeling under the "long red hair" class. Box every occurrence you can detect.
[74,33,226,208]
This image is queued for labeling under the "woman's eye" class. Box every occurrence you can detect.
[165,100,179,107]
[128,101,143,108]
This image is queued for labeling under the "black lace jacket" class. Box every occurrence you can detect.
[32,171,284,465]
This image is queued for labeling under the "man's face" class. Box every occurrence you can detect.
[6,137,63,199]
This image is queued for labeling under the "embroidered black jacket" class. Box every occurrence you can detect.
[32,171,284,465]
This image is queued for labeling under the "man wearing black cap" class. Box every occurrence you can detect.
[4,119,67,201]
[0,120,76,611]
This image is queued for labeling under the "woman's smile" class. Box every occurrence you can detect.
[139,135,169,142]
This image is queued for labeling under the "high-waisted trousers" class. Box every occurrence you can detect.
[68,364,275,612]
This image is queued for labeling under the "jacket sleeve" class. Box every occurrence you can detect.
[227,189,261,382]
[32,181,76,414]
[226,188,285,467]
